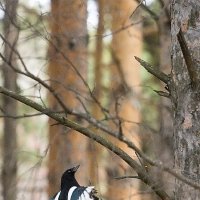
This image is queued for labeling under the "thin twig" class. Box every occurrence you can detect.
[0,35,71,115]
[1,11,110,118]
[114,175,140,180]
[0,113,44,119]
[134,0,158,20]
[119,134,200,191]
[130,0,145,18]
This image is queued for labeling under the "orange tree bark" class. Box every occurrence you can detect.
[107,1,142,199]
[170,0,200,199]
[2,1,18,200]
[88,0,105,189]
[48,0,88,196]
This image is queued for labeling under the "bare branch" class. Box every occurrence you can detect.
[1,86,200,193]
[0,112,44,119]
[114,175,140,180]
[0,86,171,200]
[130,0,145,19]
[0,35,72,115]
[134,56,170,84]
[177,29,198,85]
[134,0,158,21]
[153,90,170,98]
[120,135,200,191]
[1,11,109,117]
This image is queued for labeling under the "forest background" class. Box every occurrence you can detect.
[0,0,200,200]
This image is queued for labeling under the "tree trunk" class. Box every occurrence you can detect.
[171,0,200,199]
[48,0,88,197]
[158,0,174,195]
[107,1,142,199]
[2,0,18,200]
[88,0,106,189]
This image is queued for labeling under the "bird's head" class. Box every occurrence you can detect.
[65,165,80,174]
[61,165,80,189]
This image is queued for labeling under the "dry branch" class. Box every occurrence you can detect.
[0,86,171,200]
[1,86,200,192]
[114,175,140,180]
[177,29,198,85]
[134,0,158,20]
[120,135,200,191]
[134,56,170,84]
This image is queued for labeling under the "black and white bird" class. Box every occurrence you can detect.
[52,165,99,200]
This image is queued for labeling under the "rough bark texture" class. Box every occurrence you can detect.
[171,1,200,199]
[107,1,142,199]
[2,0,18,200]
[158,0,174,195]
[48,0,88,197]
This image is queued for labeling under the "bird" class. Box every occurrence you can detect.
[52,165,99,200]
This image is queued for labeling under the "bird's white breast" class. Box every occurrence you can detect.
[54,191,61,200]
[68,186,77,200]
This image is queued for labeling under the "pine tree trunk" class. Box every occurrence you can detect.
[107,1,142,199]
[171,0,200,199]
[158,1,174,195]
[48,0,88,197]
[88,0,105,188]
[2,0,18,200]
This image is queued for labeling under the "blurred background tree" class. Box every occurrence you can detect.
[105,1,142,199]
[2,1,18,200]
[48,0,88,196]
[1,0,199,200]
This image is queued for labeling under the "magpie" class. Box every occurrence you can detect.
[52,165,99,200]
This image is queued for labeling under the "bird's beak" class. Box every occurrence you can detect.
[72,164,80,172]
